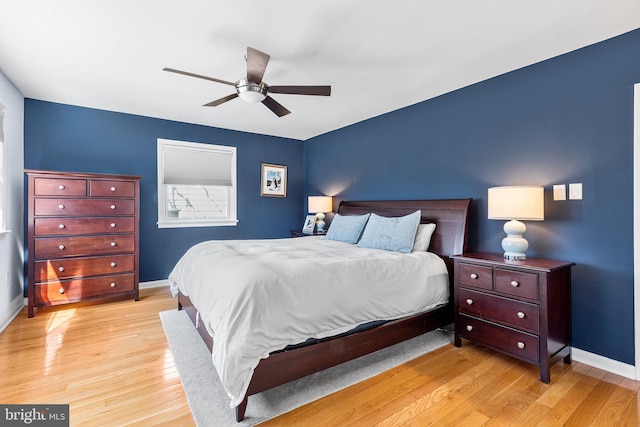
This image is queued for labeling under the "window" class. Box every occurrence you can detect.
[0,107,5,232]
[157,138,237,228]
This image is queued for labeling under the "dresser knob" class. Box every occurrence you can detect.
[58,245,65,250]
[110,223,116,228]
[466,325,473,332]
[110,262,116,267]
[511,280,520,287]
[466,298,474,305]
[58,224,65,229]
[58,288,65,294]
[110,204,116,210]
[58,204,65,209]
[58,267,65,272]
[110,242,117,247]
[58,185,65,190]
[517,311,526,319]
[517,341,526,349]
[110,186,116,191]
[110,282,117,288]
[470,273,478,280]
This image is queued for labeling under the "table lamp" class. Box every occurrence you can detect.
[488,186,544,260]
[308,196,333,233]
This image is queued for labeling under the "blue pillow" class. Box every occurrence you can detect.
[325,213,370,244]
[357,210,421,253]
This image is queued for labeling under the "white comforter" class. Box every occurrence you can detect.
[168,236,449,408]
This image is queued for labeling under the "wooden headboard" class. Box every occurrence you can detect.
[336,199,473,260]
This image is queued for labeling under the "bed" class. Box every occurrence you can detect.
[170,198,472,421]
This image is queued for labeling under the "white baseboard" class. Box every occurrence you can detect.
[139,279,169,289]
[0,294,25,334]
[572,347,636,380]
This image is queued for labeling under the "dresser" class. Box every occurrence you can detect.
[451,253,574,383]
[26,170,141,317]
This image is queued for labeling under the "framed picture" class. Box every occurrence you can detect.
[260,163,287,197]
[302,215,316,234]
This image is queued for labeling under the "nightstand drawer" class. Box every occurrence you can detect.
[495,268,539,300]
[459,288,539,333]
[459,314,539,364]
[458,263,493,290]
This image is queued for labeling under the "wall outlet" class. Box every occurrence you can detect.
[569,183,583,200]
[553,184,566,201]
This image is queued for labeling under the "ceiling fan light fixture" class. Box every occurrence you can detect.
[236,79,268,103]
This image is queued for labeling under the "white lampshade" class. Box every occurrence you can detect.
[488,186,544,260]
[308,196,333,213]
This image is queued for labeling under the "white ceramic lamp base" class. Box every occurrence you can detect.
[315,212,326,233]
[502,219,528,260]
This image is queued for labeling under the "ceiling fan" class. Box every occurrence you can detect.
[164,47,331,117]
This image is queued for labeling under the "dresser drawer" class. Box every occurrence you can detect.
[34,177,87,196]
[34,254,135,282]
[458,263,493,290]
[495,268,539,300]
[34,217,135,236]
[459,314,539,364]
[34,198,135,216]
[34,273,135,305]
[459,288,539,333]
[35,234,135,258]
[89,179,136,197]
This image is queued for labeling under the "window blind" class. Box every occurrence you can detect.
[163,144,232,186]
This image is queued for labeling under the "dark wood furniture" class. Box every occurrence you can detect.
[26,169,141,318]
[451,252,574,383]
[289,229,327,237]
[178,198,472,421]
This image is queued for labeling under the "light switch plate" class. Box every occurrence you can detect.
[553,184,566,201]
[569,183,582,200]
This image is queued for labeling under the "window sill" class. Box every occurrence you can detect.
[157,220,238,229]
[0,230,11,237]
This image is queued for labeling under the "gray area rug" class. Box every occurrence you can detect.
[159,309,453,427]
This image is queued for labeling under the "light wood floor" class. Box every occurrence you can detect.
[1,287,639,426]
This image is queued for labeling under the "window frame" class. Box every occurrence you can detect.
[157,138,238,228]
[0,106,5,233]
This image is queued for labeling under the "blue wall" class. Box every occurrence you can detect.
[24,101,304,282]
[305,29,640,364]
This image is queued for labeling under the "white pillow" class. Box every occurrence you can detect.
[411,223,436,252]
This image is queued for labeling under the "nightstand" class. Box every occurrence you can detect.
[289,230,327,238]
[451,252,574,383]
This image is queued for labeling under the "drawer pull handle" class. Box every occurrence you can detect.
[517,341,526,349]
[58,185,65,190]
[110,223,116,228]
[58,204,65,209]
[517,311,526,319]
[111,262,116,267]
[511,280,520,287]
[110,186,116,191]
[110,204,116,210]
[58,288,65,294]
[470,273,478,280]
[58,224,65,229]
[110,242,117,247]
[110,282,117,288]
[466,298,474,305]
[58,267,65,272]
[466,325,473,332]
[58,245,65,250]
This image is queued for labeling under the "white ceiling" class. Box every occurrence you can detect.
[1,1,639,141]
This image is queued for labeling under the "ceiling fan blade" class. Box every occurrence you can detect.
[163,67,235,86]
[246,47,270,84]
[268,85,331,96]
[262,96,291,117]
[203,93,238,107]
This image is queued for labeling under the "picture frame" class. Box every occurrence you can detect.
[260,163,287,197]
[302,215,317,234]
